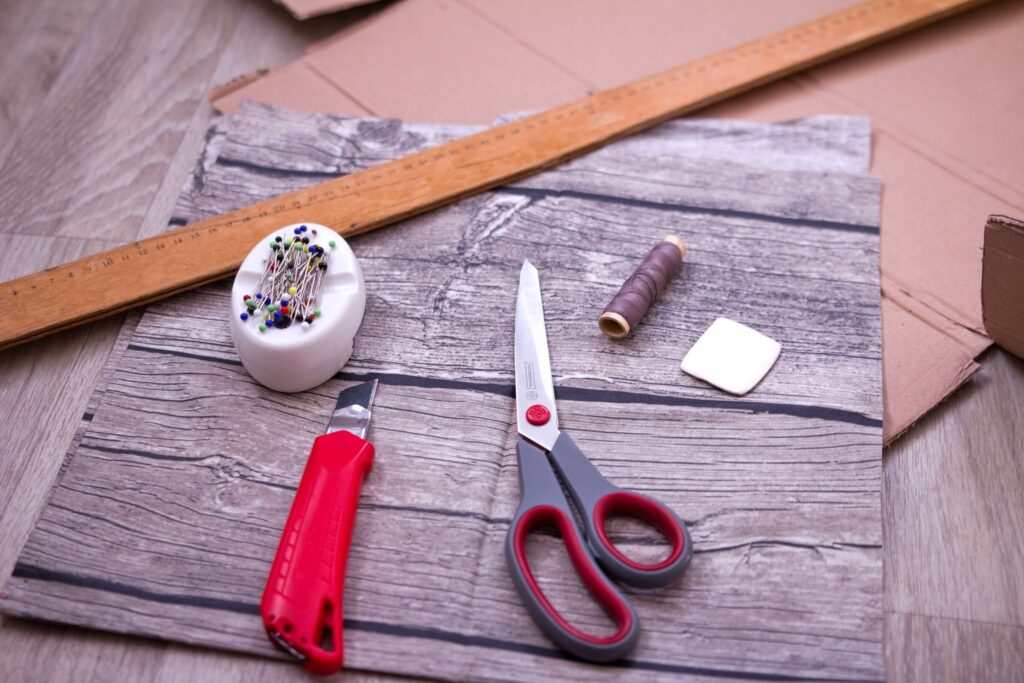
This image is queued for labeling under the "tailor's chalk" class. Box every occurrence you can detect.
[680,317,781,395]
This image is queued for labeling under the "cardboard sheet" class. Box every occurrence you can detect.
[211,0,1024,441]
[0,103,884,682]
[983,215,1024,360]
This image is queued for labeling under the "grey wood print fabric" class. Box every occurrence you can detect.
[1,102,883,681]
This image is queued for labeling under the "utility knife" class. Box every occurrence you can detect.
[260,379,378,676]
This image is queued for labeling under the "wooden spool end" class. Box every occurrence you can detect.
[599,311,631,339]
[598,235,686,339]
[663,234,687,260]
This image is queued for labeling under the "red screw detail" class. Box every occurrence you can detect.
[526,404,551,426]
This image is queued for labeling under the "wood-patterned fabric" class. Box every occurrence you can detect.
[1,102,884,681]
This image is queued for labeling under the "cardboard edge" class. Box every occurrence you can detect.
[209,63,373,117]
[884,356,981,445]
[880,292,989,445]
[207,70,270,111]
[982,214,1024,359]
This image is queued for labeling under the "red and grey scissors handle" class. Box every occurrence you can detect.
[260,430,375,676]
[547,432,692,588]
[506,439,640,662]
[505,433,691,662]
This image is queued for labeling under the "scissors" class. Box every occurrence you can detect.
[505,260,692,663]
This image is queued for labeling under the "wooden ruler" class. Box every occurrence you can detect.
[0,0,986,350]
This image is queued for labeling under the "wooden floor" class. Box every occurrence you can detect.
[0,1,1020,681]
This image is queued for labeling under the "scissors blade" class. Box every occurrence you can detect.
[515,260,560,450]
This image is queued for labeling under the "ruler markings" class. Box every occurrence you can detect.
[0,0,986,350]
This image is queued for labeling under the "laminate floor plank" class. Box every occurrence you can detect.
[886,612,1024,683]
[0,0,244,242]
[884,347,1024,626]
[0,0,106,167]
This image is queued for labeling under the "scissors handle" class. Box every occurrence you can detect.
[548,432,692,589]
[506,440,640,663]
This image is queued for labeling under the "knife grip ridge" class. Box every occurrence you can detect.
[260,430,375,676]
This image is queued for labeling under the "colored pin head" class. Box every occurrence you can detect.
[239,226,335,334]
[231,223,366,393]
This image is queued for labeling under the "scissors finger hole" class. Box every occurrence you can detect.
[593,492,686,571]
[523,532,620,637]
[513,506,634,644]
[600,514,675,565]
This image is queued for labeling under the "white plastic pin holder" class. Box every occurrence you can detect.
[230,223,365,393]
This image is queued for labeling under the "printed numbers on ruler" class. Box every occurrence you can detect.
[0,0,984,349]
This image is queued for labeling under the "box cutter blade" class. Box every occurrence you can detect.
[260,379,378,676]
[327,379,377,438]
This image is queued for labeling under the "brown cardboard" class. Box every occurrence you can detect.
[226,0,590,122]
[274,0,382,22]
[211,0,1024,441]
[206,70,269,104]
[983,215,1024,360]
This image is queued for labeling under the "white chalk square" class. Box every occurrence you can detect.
[680,318,781,395]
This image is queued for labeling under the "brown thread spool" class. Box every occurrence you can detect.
[599,235,686,339]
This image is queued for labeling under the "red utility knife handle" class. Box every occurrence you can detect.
[260,430,375,676]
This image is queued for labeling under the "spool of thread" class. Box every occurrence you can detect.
[599,235,686,339]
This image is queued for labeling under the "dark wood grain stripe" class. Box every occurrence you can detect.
[494,187,881,235]
[10,564,876,682]
[12,563,259,615]
[121,343,880,427]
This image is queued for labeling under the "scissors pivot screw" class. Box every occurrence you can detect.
[525,404,551,426]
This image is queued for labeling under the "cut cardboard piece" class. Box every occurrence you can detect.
[273,0,382,22]
[212,61,373,118]
[211,0,1024,441]
[223,0,589,123]
[983,215,1024,360]
[206,70,269,105]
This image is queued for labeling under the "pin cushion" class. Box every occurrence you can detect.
[230,223,366,392]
